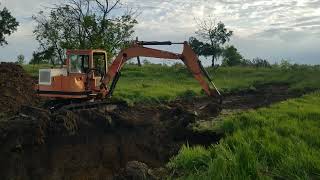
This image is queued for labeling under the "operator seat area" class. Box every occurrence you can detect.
[69,54,90,74]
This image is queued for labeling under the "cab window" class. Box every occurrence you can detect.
[93,53,106,75]
[69,54,89,73]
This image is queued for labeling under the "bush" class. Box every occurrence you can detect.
[240,59,253,66]
[280,59,292,70]
[236,57,272,68]
[222,46,243,67]
[251,57,271,68]
[16,54,25,65]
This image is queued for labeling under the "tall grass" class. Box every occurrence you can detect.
[168,92,320,179]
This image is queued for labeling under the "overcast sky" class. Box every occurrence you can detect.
[0,0,320,65]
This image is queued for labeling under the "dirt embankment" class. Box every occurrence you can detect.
[0,64,310,180]
[0,99,221,179]
[0,63,39,115]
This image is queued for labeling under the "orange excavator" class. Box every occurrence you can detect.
[35,41,221,110]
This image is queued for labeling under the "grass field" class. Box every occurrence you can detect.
[24,64,320,103]
[23,63,320,179]
[168,92,320,179]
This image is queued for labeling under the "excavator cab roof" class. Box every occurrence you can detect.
[66,49,107,55]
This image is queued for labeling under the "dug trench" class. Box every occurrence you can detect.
[0,63,311,180]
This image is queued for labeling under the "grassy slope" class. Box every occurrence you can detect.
[112,65,320,103]
[168,92,320,179]
[24,64,320,103]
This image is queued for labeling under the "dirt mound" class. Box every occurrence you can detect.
[0,100,220,180]
[0,63,39,115]
[0,83,309,180]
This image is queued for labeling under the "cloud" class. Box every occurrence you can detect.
[0,0,319,64]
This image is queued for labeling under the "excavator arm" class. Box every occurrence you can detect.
[101,41,221,101]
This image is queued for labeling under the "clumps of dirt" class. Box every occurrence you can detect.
[0,106,78,151]
[0,63,39,115]
[114,161,161,180]
[49,109,78,135]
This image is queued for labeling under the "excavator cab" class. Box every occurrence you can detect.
[36,50,107,99]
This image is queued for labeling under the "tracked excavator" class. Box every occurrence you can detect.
[35,41,221,110]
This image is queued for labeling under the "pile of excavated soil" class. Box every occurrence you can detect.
[0,63,39,115]
[0,98,221,180]
[0,83,309,180]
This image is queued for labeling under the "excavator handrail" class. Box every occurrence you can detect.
[136,41,184,46]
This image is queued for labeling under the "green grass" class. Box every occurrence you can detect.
[23,64,53,77]
[23,64,320,103]
[168,92,320,179]
[114,65,320,103]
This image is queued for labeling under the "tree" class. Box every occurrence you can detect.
[16,54,25,65]
[29,52,42,65]
[240,59,253,66]
[0,4,19,46]
[29,50,54,65]
[189,37,204,55]
[33,0,138,64]
[189,37,223,65]
[280,59,292,69]
[191,17,233,67]
[222,45,243,66]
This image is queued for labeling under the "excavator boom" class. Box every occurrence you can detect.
[102,41,221,100]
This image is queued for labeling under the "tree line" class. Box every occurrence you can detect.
[0,1,285,68]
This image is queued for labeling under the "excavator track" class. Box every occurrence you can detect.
[45,99,128,112]
[62,100,127,111]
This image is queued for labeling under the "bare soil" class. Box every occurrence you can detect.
[0,64,308,180]
[0,63,39,116]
